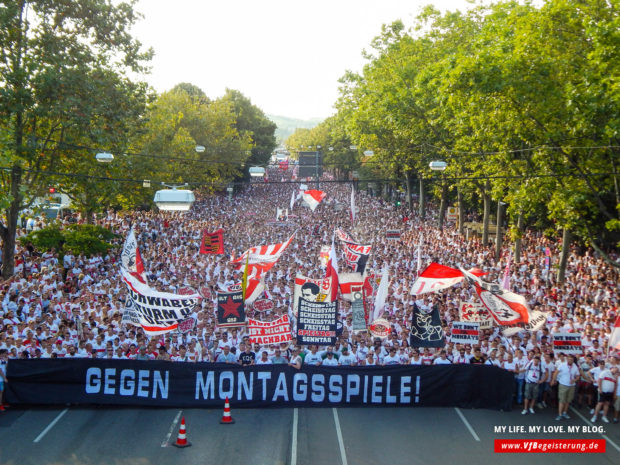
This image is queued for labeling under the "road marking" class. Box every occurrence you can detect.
[291,408,298,465]
[454,407,480,442]
[161,410,183,448]
[569,406,620,453]
[33,408,69,443]
[332,408,348,465]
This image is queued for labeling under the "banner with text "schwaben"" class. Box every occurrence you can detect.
[6,359,513,410]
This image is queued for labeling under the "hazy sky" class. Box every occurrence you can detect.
[130,0,485,120]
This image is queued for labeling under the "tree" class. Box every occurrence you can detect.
[217,89,277,171]
[0,0,151,277]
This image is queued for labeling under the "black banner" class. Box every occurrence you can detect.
[297,298,337,346]
[410,303,445,348]
[217,291,246,327]
[6,359,514,410]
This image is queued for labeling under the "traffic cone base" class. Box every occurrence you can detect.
[172,417,192,447]
[220,396,235,424]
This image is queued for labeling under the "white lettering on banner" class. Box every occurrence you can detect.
[85,367,169,399]
[86,368,418,405]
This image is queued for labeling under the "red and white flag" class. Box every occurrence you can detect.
[121,228,147,284]
[460,267,531,326]
[231,232,296,275]
[410,263,486,295]
[335,228,355,243]
[338,272,364,302]
[302,190,326,211]
[325,235,339,301]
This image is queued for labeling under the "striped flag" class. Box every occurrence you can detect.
[325,235,340,301]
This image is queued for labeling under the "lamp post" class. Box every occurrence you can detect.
[315,145,321,189]
[430,161,447,229]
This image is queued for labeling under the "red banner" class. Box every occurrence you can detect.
[200,229,224,254]
[247,315,292,345]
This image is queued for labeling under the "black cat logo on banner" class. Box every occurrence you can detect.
[217,291,245,327]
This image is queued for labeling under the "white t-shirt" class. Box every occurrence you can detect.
[304,353,323,365]
[598,369,616,393]
[434,357,452,365]
[524,360,544,383]
[556,362,580,387]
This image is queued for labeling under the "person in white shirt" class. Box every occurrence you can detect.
[551,355,582,420]
[410,350,423,365]
[383,347,401,365]
[338,347,357,366]
[255,351,272,365]
[322,351,339,366]
[591,365,617,423]
[484,350,502,367]
[303,346,323,366]
[522,356,546,415]
[433,350,452,365]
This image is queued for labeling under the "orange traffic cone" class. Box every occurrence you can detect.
[220,396,235,424]
[172,417,192,447]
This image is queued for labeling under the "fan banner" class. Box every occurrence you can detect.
[200,229,224,254]
[342,241,371,274]
[297,298,338,346]
[293,275,332,316]
[450,322,480,345]
[459,301,493,329]
[552,333,583,355]
[6,360,514,410]
[339,272,364,302]
[409,304,445,348]
[121,269,201,336]
[216,291,246,328]
[247,315,292,345]
[351,291,367,332]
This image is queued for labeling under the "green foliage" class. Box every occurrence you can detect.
[18,224,116,257]
[18,226,64,252]
[322,0,619,259]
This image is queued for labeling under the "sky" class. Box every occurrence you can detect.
[129,0,487,120]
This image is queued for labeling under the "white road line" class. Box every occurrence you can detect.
[291,408,298,465]
[454,407,480,442]
[332,408,348,465]
[161,410,183,448]
[33,408,69,443]
[569,406,620,453]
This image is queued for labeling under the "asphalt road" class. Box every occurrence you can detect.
[0,404,619,465]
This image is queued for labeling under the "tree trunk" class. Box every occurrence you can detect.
[419,176,426,220]
[457,187,464,236]
[514,213,524,263]
[1,166,23,278]
[438,182,448,230]
[482,181,491,245]
[495,200,504,261]
[405,171,412,211]
[557,228,571,284]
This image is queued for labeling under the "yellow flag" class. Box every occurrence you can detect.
[241,254,249,300]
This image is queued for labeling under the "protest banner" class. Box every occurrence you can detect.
[247,315,292,345]
[553,333,583,355]
[297,298,337,345]
[451,322,480,345]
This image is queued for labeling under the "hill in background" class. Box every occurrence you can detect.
[267,114,323,143]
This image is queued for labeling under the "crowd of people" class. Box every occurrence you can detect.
[0,165,618,421]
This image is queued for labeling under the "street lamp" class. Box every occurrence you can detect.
[195,145,206,153]
[153,184,195,211]
[95,152,114,163]
[429,161,447,171]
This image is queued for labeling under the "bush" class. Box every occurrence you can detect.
[18,224,117,257]
[18,226,64,252]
